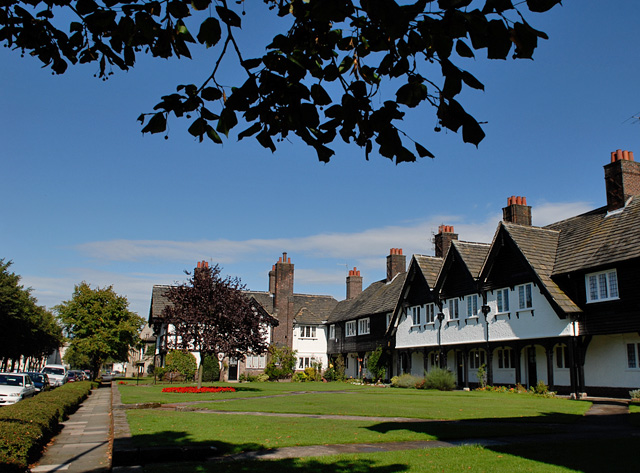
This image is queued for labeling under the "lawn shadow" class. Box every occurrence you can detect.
[113,430,263,466]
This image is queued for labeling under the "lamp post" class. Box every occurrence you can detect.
[481,304,491,386]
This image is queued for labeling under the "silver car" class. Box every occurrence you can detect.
[0,373,37,405]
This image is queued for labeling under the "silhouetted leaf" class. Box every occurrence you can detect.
[141,113,166,134]
[216,6,241,27]
[197,17,221,47]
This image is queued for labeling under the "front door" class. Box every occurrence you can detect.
[228,357,238,381]
[527,347,537,387]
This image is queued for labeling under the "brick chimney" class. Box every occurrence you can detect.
[346,267,363,300]
[434,225,458,258]
[386,248,406,282]
[268,265,276,294]
[502,196,532,226]
[195,260,209,276]
[605,149,640,211]
[272,252,294,347]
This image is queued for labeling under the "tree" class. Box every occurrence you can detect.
[2,0,561,163]
[0,259,63,370]
[55,282,145,379]
[165,349,197,380]
[162,263,277,388]
[366,345,386,382]
[264,344,297,381]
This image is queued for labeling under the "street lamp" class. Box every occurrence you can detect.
[437,312,445,368]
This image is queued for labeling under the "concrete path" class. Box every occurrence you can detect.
[26,385,638,472]
[31,382,112,473]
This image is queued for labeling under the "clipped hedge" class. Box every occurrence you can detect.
[0,381,95,472]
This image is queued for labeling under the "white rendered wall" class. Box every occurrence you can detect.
[292,324,328,370]
[584,333,640,389]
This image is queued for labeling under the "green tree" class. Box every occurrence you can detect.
[0,259,63,370]
[2,0,561,163]
[162,263,278,388]
[201,353,220,382]
[165,350,197,380]
[264,344,297,381]
[366,345,387,382]
[55,282,145,379]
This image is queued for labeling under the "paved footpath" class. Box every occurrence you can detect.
[29,384,637,472]
[31,383,111,473]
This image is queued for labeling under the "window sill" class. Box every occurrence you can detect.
[464,316,480,325]
[586,297,620,304]
[515,309,534,318]
[446,319,460,326]
[495,312,511,319]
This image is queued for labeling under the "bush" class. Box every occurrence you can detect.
[391,373,424,388]
[264,345,297,380]
[165,350,197,380]
[424,368,456,391]
[530,380,555,397]
[0,381,94,472]
[201,354,220,382]
[367,346,387,382]
[629,388,640,400]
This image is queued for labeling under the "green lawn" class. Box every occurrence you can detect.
[118,438,640,473]
[118,382,590,422]
[125,409,554,452]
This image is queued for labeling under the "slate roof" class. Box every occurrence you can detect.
[149,285,171,323]
[453,240,491,277]
[413,255,442,287]
[501,223,581,315]
[546,196,640,274]
[328,273,407,323]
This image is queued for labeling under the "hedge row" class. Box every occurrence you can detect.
[0,381,95,472]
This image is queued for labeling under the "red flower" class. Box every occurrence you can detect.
[161,386,236,394]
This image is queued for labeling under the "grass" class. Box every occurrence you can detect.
[125,409,554,452]
[115,438,640,473]
[118,382,590,422]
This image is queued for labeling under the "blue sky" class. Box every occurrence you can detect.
[2,1,639,318]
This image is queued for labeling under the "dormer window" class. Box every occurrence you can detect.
[586,269,619,303]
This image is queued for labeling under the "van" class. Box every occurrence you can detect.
[42,364,67,387]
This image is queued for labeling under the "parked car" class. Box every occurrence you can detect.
[25,372,51,393]
[67,370,85,382]
[0,373,37,405]
[42,364,67,387]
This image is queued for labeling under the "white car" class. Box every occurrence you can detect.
[0,373,37,405]
[42,364,67,387]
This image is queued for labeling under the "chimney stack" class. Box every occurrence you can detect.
[502,196,532,226]
[346,267,363,300]
[272,252,294,347]
[386,248,406,282]
[434,225,458,258]
[605,149,640,211]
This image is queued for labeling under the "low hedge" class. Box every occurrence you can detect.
[0,381,95,472]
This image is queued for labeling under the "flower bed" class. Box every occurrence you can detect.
[161,386,236,394]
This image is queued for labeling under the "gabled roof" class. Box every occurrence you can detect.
[546,197,640,274]
[480,222,581,316]
[149,285,171,323]
[435,240,490,293]
[413,255,443,287]
[328,272,407,323]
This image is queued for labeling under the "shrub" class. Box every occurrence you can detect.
[476,363,487,388]
[201,354,220,382]
[629,388,640,400]
[366,346,387,382]
[424,368,456,391]
[334,354,346,381]
[165,350,197,380]
[264,345,297,380]
[292,372,307,382]
[530,380,555,397]
[0,381,94,472]
[391,373,424,389]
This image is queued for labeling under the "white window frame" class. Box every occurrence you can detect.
[299,325,317,339]
[518,283,533,310]
[329,324,336,340]
[466,294,479,318]
[246,355,266,369]
[298,356,315,369]
[586,269,619,303]
[469,349,486,370]
[358,317,370,335]
[345,320,357,337]
[448,298,459,320]
[555,345,568,369]
[426,303,435,324]
[497,348,513,369]
[411,306,421,326]
[627,343,640,370]
[496,288,510,313]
